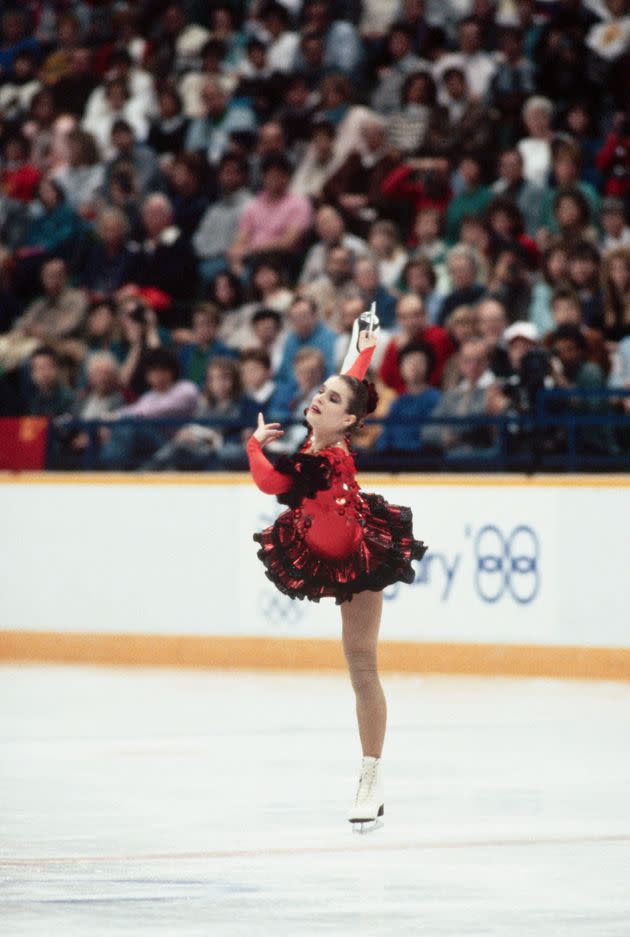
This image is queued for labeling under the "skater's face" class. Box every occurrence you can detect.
[306,376,356,435]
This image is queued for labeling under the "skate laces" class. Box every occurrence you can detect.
[355,759,378,804]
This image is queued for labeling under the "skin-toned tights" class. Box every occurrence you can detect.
[341,590,386,758]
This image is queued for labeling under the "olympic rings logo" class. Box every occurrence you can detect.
[474,525,540,604]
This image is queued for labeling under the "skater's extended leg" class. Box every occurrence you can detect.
[341,589,386,758]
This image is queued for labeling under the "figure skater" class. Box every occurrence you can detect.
[246,314,427,831]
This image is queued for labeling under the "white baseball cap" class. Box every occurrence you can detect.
[503,321,539,344]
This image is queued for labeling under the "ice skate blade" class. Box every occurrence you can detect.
[350,818,384,834]
[349,805,384,833]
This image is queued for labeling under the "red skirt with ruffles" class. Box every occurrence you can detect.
[253,492,427,605]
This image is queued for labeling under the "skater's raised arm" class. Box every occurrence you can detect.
[343,331,378,381]
[246,414,292,495]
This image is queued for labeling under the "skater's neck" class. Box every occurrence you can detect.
[307,430,349,455]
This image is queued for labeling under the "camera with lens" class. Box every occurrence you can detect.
[499,348,552,414]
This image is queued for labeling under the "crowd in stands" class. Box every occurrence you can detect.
[0,0,629,469]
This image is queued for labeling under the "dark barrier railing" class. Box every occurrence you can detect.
[43,388,630,473]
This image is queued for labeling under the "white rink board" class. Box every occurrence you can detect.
[0,480,628,647]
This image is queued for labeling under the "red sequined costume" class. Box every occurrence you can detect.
[246,345,427,604]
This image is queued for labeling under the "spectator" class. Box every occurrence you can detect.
[80,207,134,297]
[486,249,531,324]
[400,256,444,325]
[371,22,429,116]
[477,298,512,379]
[228,154,312,277]
[53,351,126,468]
[166,153,209,242]
[178,303,237,387]
[259,3,300,75]
[409,210,448,292]
[609,335,630,429]
[178,38,232,120]
[546,288,611,377]
[0,258,87,374]
[184,77,256,165]
[275,296,336,388]
[352,256,397,329]
[277,73,316,150]
[423,336,496,456]
[602,247,630,341]
[445,155,493,245]
[249,307,287,374]
[83,77,149,155]
[222,258,294,350]
[299,204,368,285]
[517,97,554,187]
[147,87,190,158]
[127,193,198,312]
[12,178,84,294]
[249,120,292,192]
[550,323,614,454]
[376,341,441,452]
[596,112,630,205]
[439,245,486,324]
[0,135,41,203]
[430,66,495,159]
[101,119,160,202]
[302,244,356,324]
[22,346,75,418]
[83,47,156,136]
[487,27,536,148]
[441,305,480,390]
[539,141,601,236]
[97,347,200,469]
[116,300,163,398]
[368,219,408,290]
[435,17,496,101]
[239,348,287,417]
[0,47,41,118]
[485,198,538,270]
[296,0,363,80]
[193,154,252,285]
[567,242,604,330]
[600,198,630,252]
[386,70,438,157]
[144,356,258,470]
[379,293,455,392]
[492,148,547,237]
[291,120,338,200]
[52,129,104,218]
[529,243,571,336]
[50,47,98,120]
[323,114,399,237]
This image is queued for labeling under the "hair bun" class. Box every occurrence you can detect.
[363,380,379,415]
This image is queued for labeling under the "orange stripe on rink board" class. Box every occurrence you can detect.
[1,631,629,681]
[0,472,629,487]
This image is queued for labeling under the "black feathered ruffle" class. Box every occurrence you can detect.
[274,452,333,509]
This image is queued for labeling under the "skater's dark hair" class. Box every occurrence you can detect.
[339,376,379,433]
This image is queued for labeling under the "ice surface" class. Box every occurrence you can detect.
[1,665,630,936]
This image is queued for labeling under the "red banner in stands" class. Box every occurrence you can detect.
[0,418,49,470]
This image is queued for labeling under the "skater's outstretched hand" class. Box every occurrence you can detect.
[357,329,378,352]
[253,412,284,447]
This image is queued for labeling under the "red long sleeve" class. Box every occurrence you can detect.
[343,345,376,381]
[246,436,292,495]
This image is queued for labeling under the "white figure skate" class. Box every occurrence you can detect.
[348,756,384,833]
[340,301,380,373]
